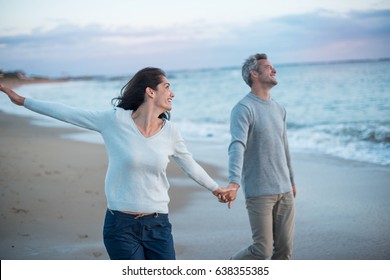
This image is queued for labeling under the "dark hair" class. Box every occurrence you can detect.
[112,67,170,119]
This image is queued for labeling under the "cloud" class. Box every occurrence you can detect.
[0,21,233,75]
[251,9,390,61]
[0,9,389,76]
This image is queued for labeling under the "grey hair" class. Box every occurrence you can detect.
[242,53,268,87]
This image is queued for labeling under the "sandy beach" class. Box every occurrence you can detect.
[1,80,390,260]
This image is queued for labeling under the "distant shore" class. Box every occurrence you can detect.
[1,78,390,260]
[0,75,69,89]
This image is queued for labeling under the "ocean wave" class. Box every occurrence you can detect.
[288,122,390,166]
[177,120,390,166]
[176,120,231,142]
[291,122,390,144]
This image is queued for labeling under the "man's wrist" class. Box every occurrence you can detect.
[228,182,240,190]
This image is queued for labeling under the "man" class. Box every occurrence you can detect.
[227,53,296,260]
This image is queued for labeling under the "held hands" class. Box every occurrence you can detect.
[212,183,240,209]
[0,84,25,106]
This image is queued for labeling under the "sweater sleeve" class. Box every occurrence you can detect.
[24,98,107,132]
[228,103,251,185]
[283,109,295,186]
[171,125,219,192]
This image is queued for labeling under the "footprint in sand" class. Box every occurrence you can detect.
[12,207,29,214]
[93,252,103,258]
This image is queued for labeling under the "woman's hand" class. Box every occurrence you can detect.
[0,84,25,106]
[213,183,240,208]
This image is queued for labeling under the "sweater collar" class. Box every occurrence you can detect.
[248,92,272,104]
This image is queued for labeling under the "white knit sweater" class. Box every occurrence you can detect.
[24,98,219,213]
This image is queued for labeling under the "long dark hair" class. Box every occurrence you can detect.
[111,67,170,120]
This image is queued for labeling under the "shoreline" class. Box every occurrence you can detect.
[0,76,69,89]
[1,80,390,260]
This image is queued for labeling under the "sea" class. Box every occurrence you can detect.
[1,59,389,166]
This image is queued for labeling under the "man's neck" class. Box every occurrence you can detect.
[251,84,271,100]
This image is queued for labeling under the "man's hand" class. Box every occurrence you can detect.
[213,183,240,208]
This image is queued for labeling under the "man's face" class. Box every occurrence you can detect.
[255,60,278,86]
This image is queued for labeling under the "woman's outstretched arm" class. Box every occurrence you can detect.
[0,84,25,105]
[0,83,108,132]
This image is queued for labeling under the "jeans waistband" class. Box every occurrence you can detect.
[107,209,168,219]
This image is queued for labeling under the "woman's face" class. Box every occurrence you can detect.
[154,76,175,111]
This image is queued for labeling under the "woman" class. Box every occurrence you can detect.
[0,67,234,260]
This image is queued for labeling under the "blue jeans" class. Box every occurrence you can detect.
[103,209,175,260]
[231,191,295,260]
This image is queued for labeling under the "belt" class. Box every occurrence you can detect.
[108,209,159,219]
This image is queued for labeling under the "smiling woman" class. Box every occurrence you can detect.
[0,67,238,260]
[112,68,174,137]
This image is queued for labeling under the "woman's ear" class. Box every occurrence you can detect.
[145,87,155,98]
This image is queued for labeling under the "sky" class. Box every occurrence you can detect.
[0,0,389,77]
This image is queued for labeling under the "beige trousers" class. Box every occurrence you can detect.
[231,191,295,260]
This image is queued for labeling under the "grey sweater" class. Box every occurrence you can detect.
[228,93,294,198]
